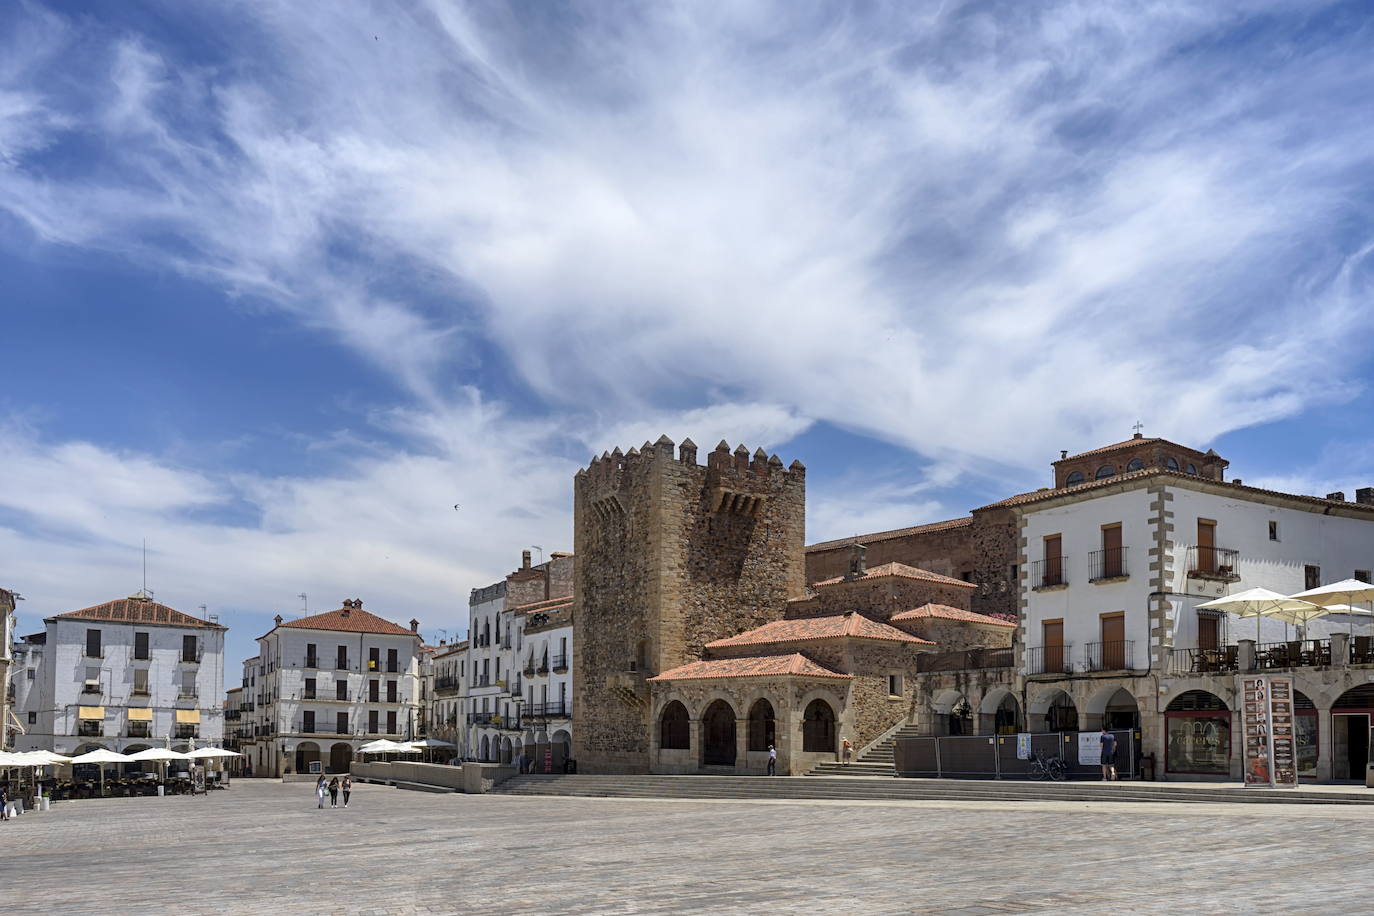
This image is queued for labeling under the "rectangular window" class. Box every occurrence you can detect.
[86,628,101,658]
[887,674,903,696]
[368,710,379,733]
[337,645,348,669]
[1268,520,1279,541]
[306,643,317,667]
[1305,564,1321,590]
[304,677,316,699]
[181,670,196,696]
[1043,535,1063,587]
[1357,570,1371,584]
[1197,520,1217,574]
[134,632,150,660]
[336,712,348,735]
[1100,524,1123,578]
[386,680,397,703]
[181,635,198,662]
[85,665,101,683]
[387,648,398,673]
[386,711,397,734]
[303,710,315,733]
[1099,613,1125,669]
[369,647,380,671]
[368,680,379,703]
[1198,614,1220,651]
[1166,713,1231,775]
[336,679,348,701]
[1042,619,1065,673]
[27,711,36,725]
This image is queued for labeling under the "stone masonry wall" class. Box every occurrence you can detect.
[805,523,974,584]
[795,577,975,621]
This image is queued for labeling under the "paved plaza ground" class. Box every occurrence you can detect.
[4,779,1373,915]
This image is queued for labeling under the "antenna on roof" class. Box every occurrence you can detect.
[142,538,148,597]
[298,593,308,615]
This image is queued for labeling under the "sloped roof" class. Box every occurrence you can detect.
[511,595,574,615]
[648,653,851,681]
[812,562,976,589]
[1057,437,1166,461]
[50,596,225,630]
[276,603,414,637]
[705,612,933,648]
[806,517,972,552]
[890,603,1016,628]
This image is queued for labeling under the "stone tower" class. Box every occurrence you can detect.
[571,435,807,773]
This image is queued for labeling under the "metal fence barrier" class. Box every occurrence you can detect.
[895,729,1139,780]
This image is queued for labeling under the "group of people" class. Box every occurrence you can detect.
[315,774,352,808]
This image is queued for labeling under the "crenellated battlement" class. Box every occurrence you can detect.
[576,434,804,503]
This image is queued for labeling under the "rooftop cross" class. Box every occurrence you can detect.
[1132,420,1145,437]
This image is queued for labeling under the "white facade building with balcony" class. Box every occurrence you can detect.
[9,594,226,755]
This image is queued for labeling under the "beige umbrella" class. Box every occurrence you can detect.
[1291,578,1374,637]
[69,748,134,796]
[1197,588,1322,643]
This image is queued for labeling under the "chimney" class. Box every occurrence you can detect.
[410,618,420,633]
[273,614,283,627]
[521,550,531,569]
[1356,487,1374,506]
[1232,479,1242,486]
[844,542,868,581]
[1327,491,1346,502]
[1060,450,1068,460]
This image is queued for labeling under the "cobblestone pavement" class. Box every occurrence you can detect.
[3,780,1372,915]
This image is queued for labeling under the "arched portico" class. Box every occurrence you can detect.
[701,699,737,767]
[802,698,836,753]
[979,688,1020,735]
[295,741,322,774]
[1084,686,1140,731]
[1028,688,1078,732]
[328,742,352,774]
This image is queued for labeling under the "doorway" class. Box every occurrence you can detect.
[1333,714,1370,780]
[701,700,737,766]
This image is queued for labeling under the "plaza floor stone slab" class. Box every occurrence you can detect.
[2,780,1372,915]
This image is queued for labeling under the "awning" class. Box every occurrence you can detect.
[175,709,201,724]
[127,707,153,721]
[78,706,105,720]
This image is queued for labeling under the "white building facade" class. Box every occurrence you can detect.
[430,639,467,758]
[10,595,227,756]
[516,595,574,771]
[248,599,422,777]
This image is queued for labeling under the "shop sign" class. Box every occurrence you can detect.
[1242,675,1297,788]
[1077,731,1101,766]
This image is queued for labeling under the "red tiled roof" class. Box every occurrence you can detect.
[51,596,225,629]
[276,603,415,637]
[434,640,468,658]
[705,612,933,648]
[890,603,1016,628]
[806,517,972,553]
[813,562,976,589]
[1056,437,1166,461]
[511,595,574,615]
[648,653,851,681]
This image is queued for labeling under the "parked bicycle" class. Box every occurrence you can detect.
[1028,753,1067,781]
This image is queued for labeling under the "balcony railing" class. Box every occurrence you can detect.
[1085,640,1134,671]
[524,663,536,676]
[127,726,152,738]
[78,723,103,737]
[525,701,570,719]
[435,676,460,693]
[551,654,569,672]
[474,676,491,688]
[1031,558,1067,590]
[305,656,319,669]
[537,660,550,674]
[1257,639,1332,669]
[1025,644,1072,675]
[1168,646,1239,675]
[1187,546,1240,581]
[174,727,200,739]
[916,647,1014,673]
[1089,547,1128,581]
[131,686,150,696]
[179,648,203,664]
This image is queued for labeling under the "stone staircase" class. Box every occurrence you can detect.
[806,724,922,777]
[492,773,1374,806]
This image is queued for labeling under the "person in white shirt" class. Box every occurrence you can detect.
[767,745,777,776]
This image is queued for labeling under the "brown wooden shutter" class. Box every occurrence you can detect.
[1043,620,1064,673]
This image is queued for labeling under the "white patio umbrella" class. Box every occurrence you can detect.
[1197,587,1322,643]
[69,749,134,796]
[1291,578,1374,637]
[404,738,456,748]
[358,739,407,754]
[126,747,191,788]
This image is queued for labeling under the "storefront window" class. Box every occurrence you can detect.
[1166,713,1231,774]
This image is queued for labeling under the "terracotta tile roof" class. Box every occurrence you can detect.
[511,595,574,615]
[890,603,1016,628]
[978,467,1374,514]
[648,653,851,681]
[806,517,972,552]
[276,602,415,637]
[1056,437,1166,461]
[813,562,976,589]
[705,612,933,648]
[50,596,225,629]
[434,640,468,658]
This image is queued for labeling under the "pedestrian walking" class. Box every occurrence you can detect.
[767,745,777,776]
[1,784,9,821]
[316,775,327,809]
[328,776,340,808]
[1099,726,1118,781]
[841,736,853,766]
[342,774,352,808]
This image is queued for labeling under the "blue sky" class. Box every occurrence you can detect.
[3,0,1373,668]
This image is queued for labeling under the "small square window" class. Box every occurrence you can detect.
[27,711,36,725]
[887,674,903,697]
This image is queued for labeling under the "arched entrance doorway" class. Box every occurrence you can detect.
[295,741,322,774]
[1088,687,1140,730]
[499,736,513,765]
[329,742,352,774]
[980,690,1020,735]
[551,728,572,772]
[802,699,836,752]
[1165,690,1230,776]
[747,699,775,751]
[1043,690,1078,732]
[659,701,689,750]
[1331,684,1374,779]
[1294,690,1318,777]
[701,700,736,766]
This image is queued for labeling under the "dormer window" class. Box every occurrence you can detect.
[1065,471,1084,487]
[1095,465,1114,480]
[1165,457,1180,470]
[1126,458,1144,471]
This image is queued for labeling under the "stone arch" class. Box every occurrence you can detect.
[499,736,514,765]
[295,740,322,774]
[328,742,352,774]
[1028,687,1078,732]
[1160,684,1234,713]
[551,728,572,771]
[747,698,776,752]
[1085,685,1141,730]
[979,688,1020,734]
[701,699,737,766]
[659,700,690,750]
[479,734,491,761]
[802,697,837,753]
[931,688,965,715]
[121,743,151,775]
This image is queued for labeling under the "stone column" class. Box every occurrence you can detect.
[689,718,703,773]
[1332,633,1351,667]
[735,715,748,774]
[1239,639,1256,673]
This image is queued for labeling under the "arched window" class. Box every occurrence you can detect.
[747,699,776,751]
[802,699,836,752]
[1186,463,1197,475]
[1065,471,1085,487]
[659,701,690,750]
[1095,465,1115,480]
[1126,458,1144,471]
[1165,457,1180,470]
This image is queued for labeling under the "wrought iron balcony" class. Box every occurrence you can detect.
[1089,547,1128,581]
[1025,644,1072,675]
[551,654,569,672]
[1031,558,1067,590]
[1085,640,1134,671]
[1186,546,1240,581]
